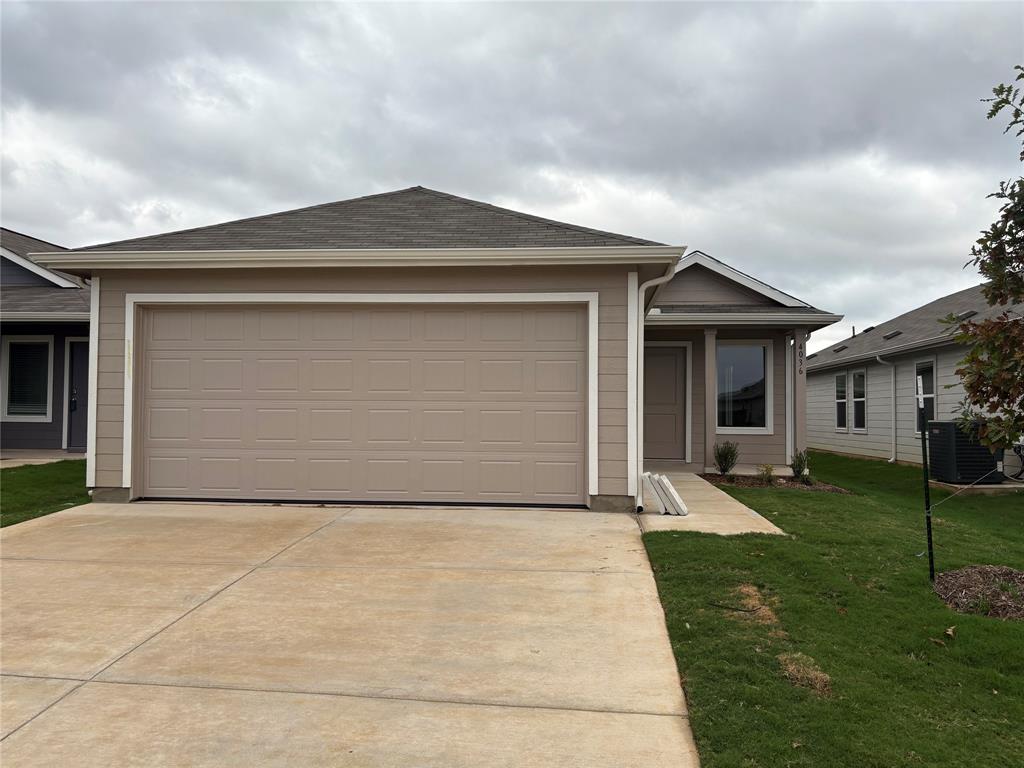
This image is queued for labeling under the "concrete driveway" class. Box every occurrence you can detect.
[0,503,698,766]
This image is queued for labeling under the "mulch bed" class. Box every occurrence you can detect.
[699,474,851,494]
[934,565,1024,620]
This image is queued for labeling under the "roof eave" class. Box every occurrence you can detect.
[32,245,686,275]
[807,334,960,372]
[0,312,91,322]
[646,311,843,329]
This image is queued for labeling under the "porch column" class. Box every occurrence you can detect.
[793,327,808,455]
[704,328,717,471]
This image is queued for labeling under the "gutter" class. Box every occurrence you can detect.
[31,245,686,275]
[647,310,843,327]
[635,261,682,511]
[1,313,91,322]
[875,355,898,463]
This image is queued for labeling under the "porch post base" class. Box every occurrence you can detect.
[90,487,132,503]
[588,494,636,513]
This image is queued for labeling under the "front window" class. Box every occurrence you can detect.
[2,336,53,421]
[717,342,769,430]
[835,373,847,430]
[852,371,866,431]
[915,361,935,433]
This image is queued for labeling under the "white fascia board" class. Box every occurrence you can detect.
[2,247,79,288]
[646,312,843,327]
[34,245,685,272]
[672,251,808,308]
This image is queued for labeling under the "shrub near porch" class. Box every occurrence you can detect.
[644,451,1023,768]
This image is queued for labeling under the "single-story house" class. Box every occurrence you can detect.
[34,186,840,510]
[806,283,1022,464]
[1,228,91,454]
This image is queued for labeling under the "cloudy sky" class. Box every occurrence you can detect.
[2,2,1020,350]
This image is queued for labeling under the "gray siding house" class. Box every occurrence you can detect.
[806,284,1020,464]
[1,228,91,453]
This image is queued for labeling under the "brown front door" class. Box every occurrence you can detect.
[644,347,685,460]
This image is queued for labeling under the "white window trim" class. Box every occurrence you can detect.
[834,371,848,432]
[644,341,693,463]
[120,292,601,497]
[715,338,774,435]
[851,368,867,433]
[62,336,89,449]
[914,356,938,437]
[1,335,55,422]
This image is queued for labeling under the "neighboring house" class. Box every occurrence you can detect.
[34,187,839,510]
[1,228,91,454]
[805,284,1022,464]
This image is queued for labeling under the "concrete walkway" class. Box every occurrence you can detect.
[640,468,785,535]
[0,450,78,469]
[0,503,699,767]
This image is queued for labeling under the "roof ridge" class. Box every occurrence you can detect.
[77,187,426,251]
[0,227,67,251]
[414,187,665,246]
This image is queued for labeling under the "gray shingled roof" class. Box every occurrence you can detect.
[807,284,1022,370]
[1,285,90,316]
[1,227,66,258]
[68,187,665,252]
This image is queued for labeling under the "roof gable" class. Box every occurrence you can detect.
[656,250,809,308]
[69,187,665,253]
[655,263,783,308]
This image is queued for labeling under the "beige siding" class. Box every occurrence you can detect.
[807,343,968,464]
[644,327,790,468]
[655,265,778,307]
[93,265,632,497]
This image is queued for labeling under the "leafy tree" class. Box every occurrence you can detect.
[951,65,1024,449]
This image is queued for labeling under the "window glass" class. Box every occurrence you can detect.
[835,373,847,429]
[717,344,767,428]
[852,371,866,430]
[852,372,865,400]
[6,341,49,416]
[915,362,936,432]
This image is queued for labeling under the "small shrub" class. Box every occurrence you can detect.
[790,450,812,484]
[758,463,775,485]
[713,441,739,475]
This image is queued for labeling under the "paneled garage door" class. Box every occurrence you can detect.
[139,304,587,504]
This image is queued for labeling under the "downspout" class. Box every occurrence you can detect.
[876,355,897,463]
[635,262,681,510]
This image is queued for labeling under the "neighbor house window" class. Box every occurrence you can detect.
[835,373,847,430]
[717,341,772,432]
[852,370,867,431]
[2,336,53,422]
[915,361,935,433]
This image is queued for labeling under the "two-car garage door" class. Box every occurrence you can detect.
[139,304,587,505]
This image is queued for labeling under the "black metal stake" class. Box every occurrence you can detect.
[918,400,935,582]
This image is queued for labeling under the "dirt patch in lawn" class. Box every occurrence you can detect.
[699,474,851,494]
[733,583,780,625]
[934,565,1024,620]
[777,652,832,696]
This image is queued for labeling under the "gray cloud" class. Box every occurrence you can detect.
[2,2,1021,349]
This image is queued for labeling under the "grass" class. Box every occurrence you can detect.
[644,450,1024,768]
[1,460,89,527]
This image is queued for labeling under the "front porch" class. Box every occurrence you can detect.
[641,324,809,475]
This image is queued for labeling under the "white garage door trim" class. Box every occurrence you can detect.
[121,292,600,498]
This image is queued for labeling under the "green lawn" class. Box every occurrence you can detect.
[645,451,1024,768]
[1,459,89,527]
